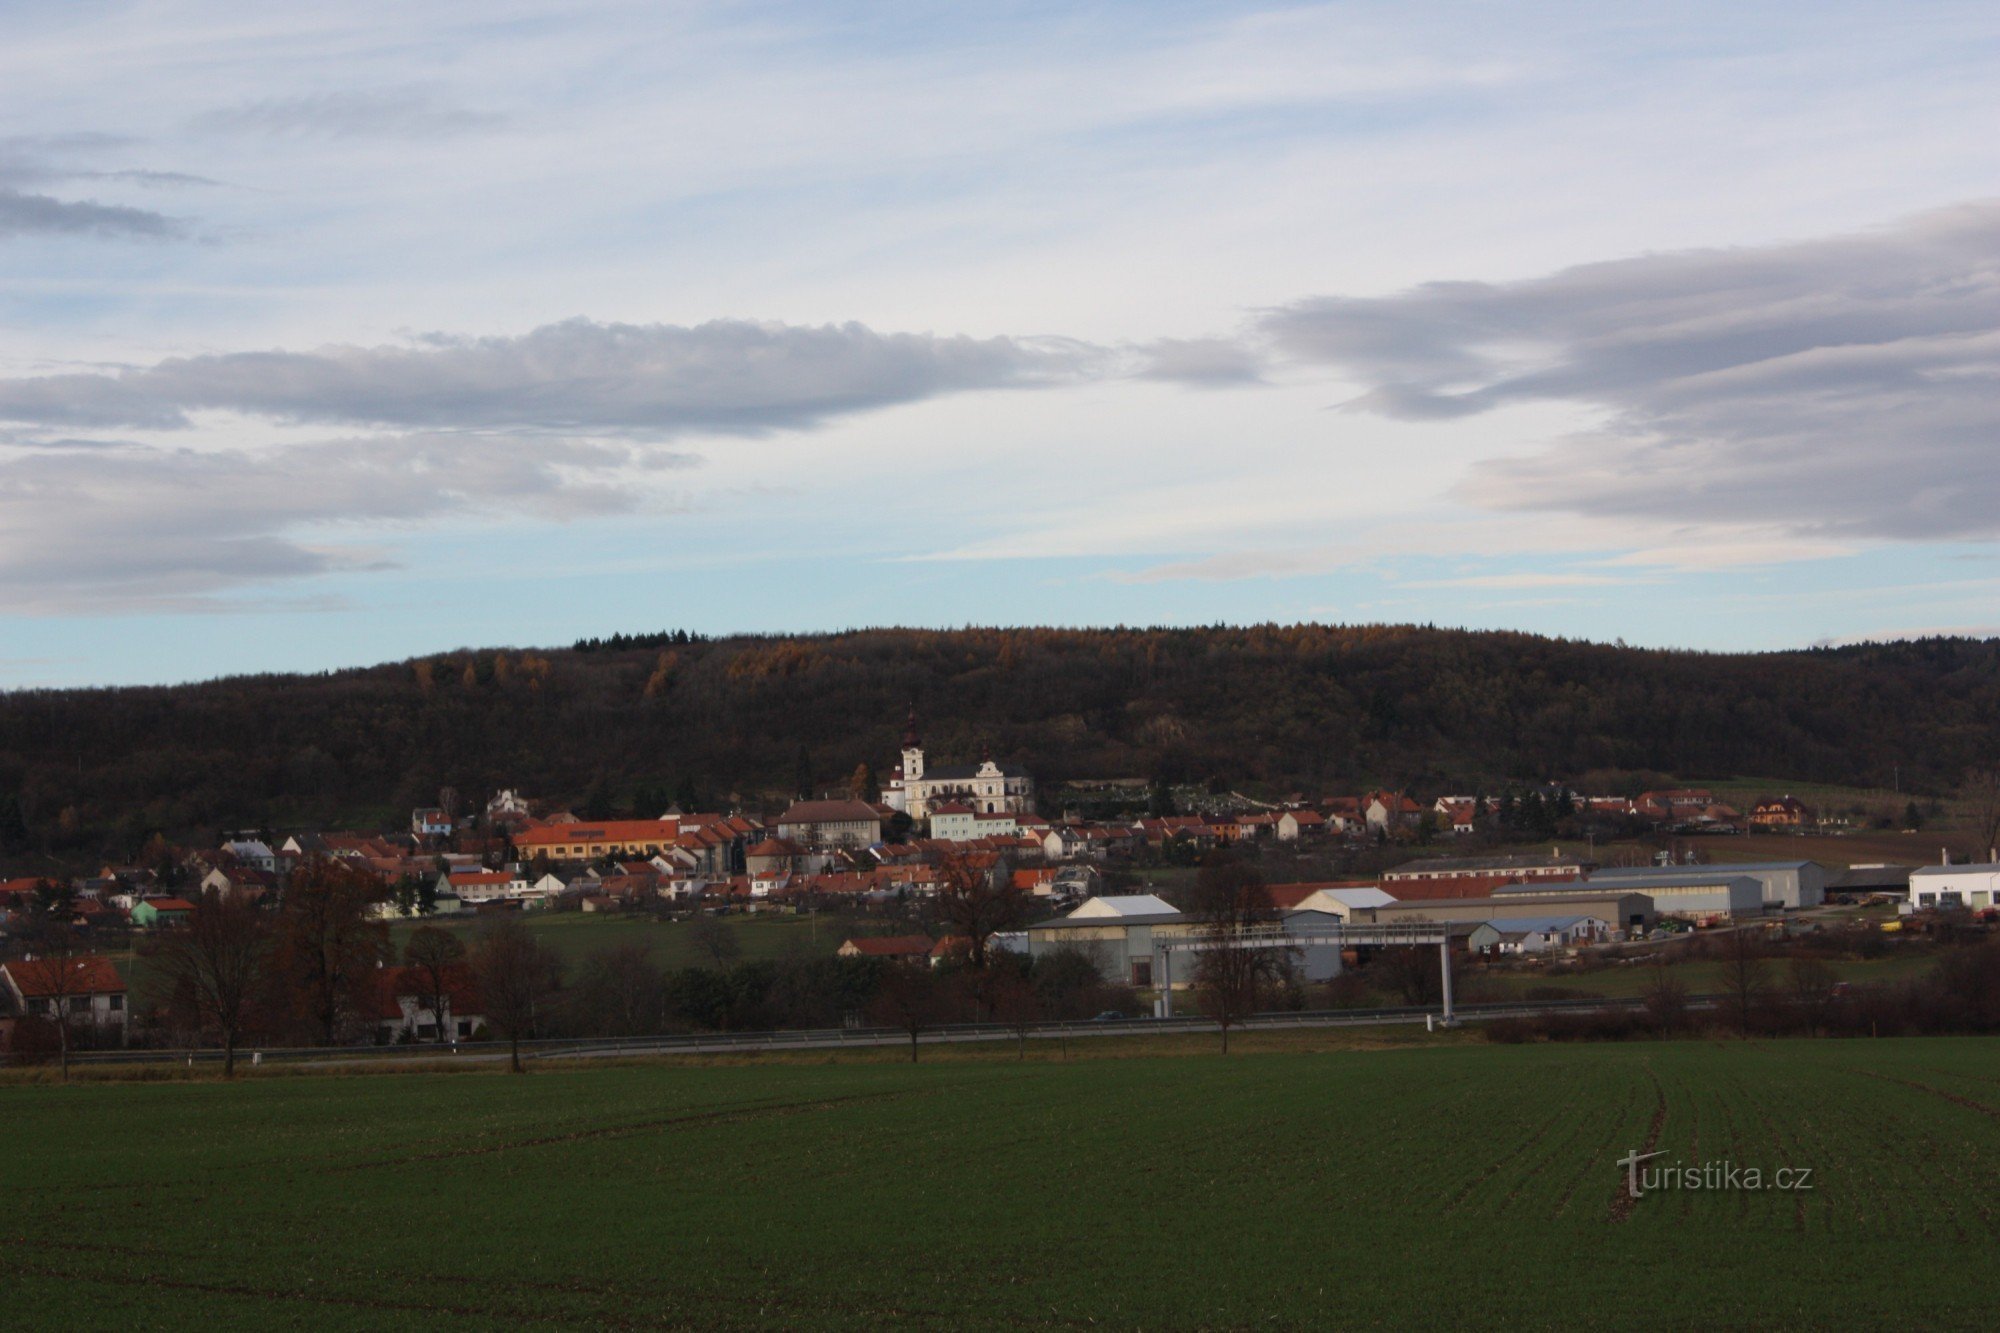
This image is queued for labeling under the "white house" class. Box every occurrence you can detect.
[221,839,277,873]
[929,802,981,842]
[440,869,527,904]
[1276,809,1328,841]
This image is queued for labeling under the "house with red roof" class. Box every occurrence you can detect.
[130,896,197,928]
[365,963,483,1044]
[1,955,129,1042]
[1276,808,1327,841]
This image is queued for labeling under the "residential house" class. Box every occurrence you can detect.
[1276,809,1327,841]
[130,897,196,928]
[777,800,884,850]
[366,963,483,1043]
[1363,791,1423,835]
[411,808,454,838]
[1,955,129,1043]
[1750,796,1812,829]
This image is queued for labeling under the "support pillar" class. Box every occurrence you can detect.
[1439,939,1455,1025]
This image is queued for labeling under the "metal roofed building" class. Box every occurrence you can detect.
[1024,894,1345,990]
[1353,891,1655,936]
[1507,873,1760,923]
[1592,859,1825,910]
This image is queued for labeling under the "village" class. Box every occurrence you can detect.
[3,718,1982,1059]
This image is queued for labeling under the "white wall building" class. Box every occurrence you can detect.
[1909,863,2000,911]
[883,714,1034,819]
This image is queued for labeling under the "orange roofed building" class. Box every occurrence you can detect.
[513,819,682,861]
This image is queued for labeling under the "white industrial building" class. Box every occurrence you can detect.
[1023,894,1343,990]
[1592,860,1825,910]
[1908,863,2000,911]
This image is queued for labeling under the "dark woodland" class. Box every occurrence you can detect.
[2,624,1995,861]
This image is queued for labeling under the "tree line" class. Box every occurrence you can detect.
[5,624,2000,865]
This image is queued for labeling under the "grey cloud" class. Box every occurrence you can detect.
[80,169,224,189]
[1137,337,1266,386]
[0,317,1104,435]
[1264,202,2000,540]
[0,187,181,239]
[0,432,685,613]
[193,89,506,139]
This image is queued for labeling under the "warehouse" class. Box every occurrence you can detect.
[1592,859,1825,910]
[1517,873,1759,923]
[1353,891,1654,936]
[1024,894,1346,989]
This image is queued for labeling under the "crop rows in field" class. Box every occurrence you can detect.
[6,1038,1998,1329]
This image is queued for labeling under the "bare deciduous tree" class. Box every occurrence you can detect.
[573,942,663,1036]
[277,856,389,1045]
[1642,960,1691,1036]
[403,925,468,1043]
[145,889,271,1077]
[1187,857,1286,1054]
[988,967,1041,1060]
[867,963,946,1063]
[471,918,563,1073]
[1788,957,1841,1035]
[685,912,742,969]
[931,849,1027,976]
[1720,927,1772,1038]
[1964,768,2000,861]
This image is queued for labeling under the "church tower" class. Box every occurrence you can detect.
[900,706,925,785]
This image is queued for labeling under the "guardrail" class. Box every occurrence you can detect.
[61,992,1725,1068]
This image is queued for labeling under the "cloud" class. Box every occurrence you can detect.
[1264,202,2000,540]
[1137,337,1266,386]
[0,317,1105,434]
[192,88,506,139]
[0,432,683,613]
[0,313,1112,611]
[0,186,181,239]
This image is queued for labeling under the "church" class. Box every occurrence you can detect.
[882,713,1035,820]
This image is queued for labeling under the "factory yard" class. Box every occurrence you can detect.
[8,1035,1998,1330]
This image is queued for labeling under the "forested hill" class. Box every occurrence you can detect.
[1,624,1996,859]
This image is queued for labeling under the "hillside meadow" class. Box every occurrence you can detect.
[7,1036,1998,1329]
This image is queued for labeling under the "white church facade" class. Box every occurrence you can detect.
[883,714,1035,820]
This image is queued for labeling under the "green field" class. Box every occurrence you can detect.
[8,1035,1999,1328]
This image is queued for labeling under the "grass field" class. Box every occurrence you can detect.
[8,1035,1998,1329]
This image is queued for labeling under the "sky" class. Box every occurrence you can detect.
[3,0,2000,686]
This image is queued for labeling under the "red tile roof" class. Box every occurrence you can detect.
[4,955,126,997]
